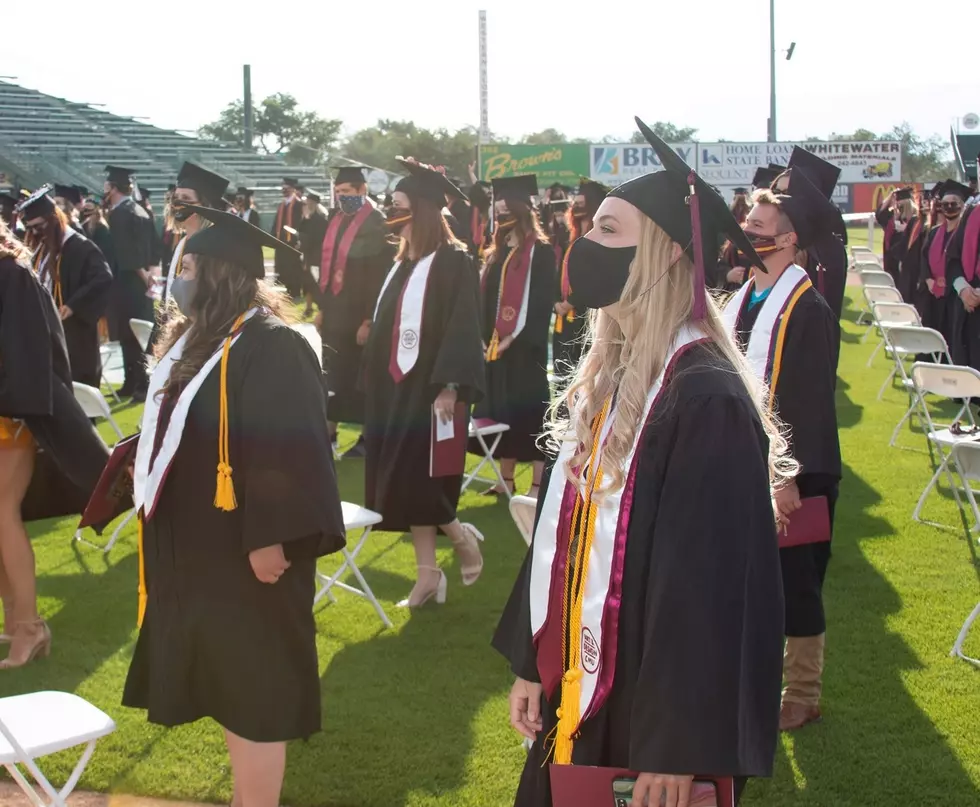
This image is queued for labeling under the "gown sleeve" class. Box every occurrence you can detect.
[0,259,55,417]
[238,324,346,558]
[629,394,783,777]
[874,204,891,230]
[64,242,113,324]
[430,249,487,404]
[946,208,971,289]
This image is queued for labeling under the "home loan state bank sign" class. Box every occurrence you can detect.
[590,140,902,187]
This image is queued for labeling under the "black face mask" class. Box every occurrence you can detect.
[385,208,412,235]
[172,205,192,222]
[566,236,637,310]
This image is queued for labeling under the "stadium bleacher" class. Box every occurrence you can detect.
[0,80,329,216]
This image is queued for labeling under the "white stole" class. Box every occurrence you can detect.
[374,251,437,378]
[528,323,705,727]
[162,235,186,303]
[133,307,260,518]
[721,264,809,385]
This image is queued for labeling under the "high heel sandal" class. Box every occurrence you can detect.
[397,567,448,609]
[452,523,485,586]
[0,619,52,669]
[482,477,514,497]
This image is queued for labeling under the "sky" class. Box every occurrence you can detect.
[4,0,976,147]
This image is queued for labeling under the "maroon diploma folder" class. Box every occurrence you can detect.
[778,495,831,548]
[77,433,139,531]
[550,765,735,807]
[430,403,468,478]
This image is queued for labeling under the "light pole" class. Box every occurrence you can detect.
[768,0,776,142]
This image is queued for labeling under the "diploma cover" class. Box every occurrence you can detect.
[550,765,735,807]
[430,403,468,478]
[77,433,139,532]
[778,495,831,549]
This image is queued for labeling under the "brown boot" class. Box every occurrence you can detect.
[781,633,825,731]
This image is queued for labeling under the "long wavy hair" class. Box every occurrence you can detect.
[155,255,293,399]
[484,197,549,267]
[544,217,798,500]
[731,195,752,225]
[24,206,69,263]
[0,218,31,266]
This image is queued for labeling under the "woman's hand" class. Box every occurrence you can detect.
[249,544,291,584]
[633,773,695,807]
[555,300,573,317]
[726,267,746,285]
[496,334,515,356]
[774,479,802,518]
[508,677,543,741]
[434,386,458,424]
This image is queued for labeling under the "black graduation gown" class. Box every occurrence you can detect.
[244,208,261,229]
[803,234,847,323]
[122,318,345,742]
[492,345,784,807]
[448,199,473,246]
[946,207,980,369]
[475,242,555,462]
[875,205,900,284]
[299,210,329,275]
[549,230,590,378]
[271,198,305,296]
[107,198,154,323]
[896,217,926,305]
[714,242,751,293]
[86,221,116,275]
[363,246,485,532]
[735,287,841,637]
[0,257,113,524]
[918,225,954,348]
[53,234,113,387]
[316,208,393,425]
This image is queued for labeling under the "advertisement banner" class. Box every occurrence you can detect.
[589,143,698,186]
[480,144,590,187]
[696,141,902,186]
[852,182,923,213]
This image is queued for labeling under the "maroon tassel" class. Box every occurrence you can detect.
[686,171,707,320]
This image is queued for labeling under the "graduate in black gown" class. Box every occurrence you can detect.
[493,117,785,807]
[362,157,486,609]
[476,174,555,497]
[314,166,392,456]
[941,181,979,366]
[52,184,85,234]
[891,189,929,304]
[18,188,112,387]
[919,181,964,348]
[234,186,262,227]
[722,171,841,733]
[465,180,493,259]
[0,219,112,669]
[271,178,306,297]
[552,179,607,378]
[122,205,344,807]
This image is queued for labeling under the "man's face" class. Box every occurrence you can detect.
[744,203,782,237]
[282,184,295,197]
[24,216,48,240]
[334,182,362,198]
[235,194,246,209]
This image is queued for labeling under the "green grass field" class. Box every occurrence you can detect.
[7,243,980,806]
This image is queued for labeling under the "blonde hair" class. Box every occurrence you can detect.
[0,219,31,266]
[545,217,798,499]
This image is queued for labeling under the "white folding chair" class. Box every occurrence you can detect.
[910,363,980,528]
[462,418,513,500]
[314,502,392,628]
[950,604,980,668]
[0,691,115,807]
[98,344,120,404]
[861,286,905,343]
[509,495,538,547]
[889,339,958,447]
[867,301,921,366]
[71,384,135,553]
[128,318,154,353]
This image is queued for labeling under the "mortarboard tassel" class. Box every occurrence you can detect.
[214,312,248,511]
[686,171,708,321]
[137,513,147,627]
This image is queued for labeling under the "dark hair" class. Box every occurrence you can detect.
[155,255,293,399]
[730,196,751,225]
[398,195,464,261]
[485,197,549,266]
[109,180,133,197]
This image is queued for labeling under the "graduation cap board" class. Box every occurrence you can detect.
[394,157,467,205]
[771,169,839,251]
[235,186,253,197]
[576,178,611,212]
[941,180,971,201]
[895,187,914,201]
[105,165,135,186]
[787,147,840,200]
[491,174,539,202]
[54,184,82,205]
[611,116,767,320]
[181,204,298,279]
[306,191,322,203]
[752,164,784,189]
[15,185,56,220]
[333,166,369,187]
[177,162,230,208]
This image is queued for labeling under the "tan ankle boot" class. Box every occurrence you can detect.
[780,633,825,730]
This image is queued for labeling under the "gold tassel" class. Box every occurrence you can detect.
[553,668,583,764]
[214,312,247,511]
[486,330,500,362]
[555,315,564,335]
[137,513,147,627]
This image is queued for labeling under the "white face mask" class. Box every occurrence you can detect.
[170,274,198,315]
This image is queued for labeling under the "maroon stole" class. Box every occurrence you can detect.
[319,204,374,295]
[486,237,535,346]
[274,199,297,243]
[883,217,895,259]
[928,226,950,298]
[963,208,980,283]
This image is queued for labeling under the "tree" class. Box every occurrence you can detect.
[809,123,955,181]
[198,94,342,164]
[342,120,480,179]
[520,128,567,145]
[628,121,698,143]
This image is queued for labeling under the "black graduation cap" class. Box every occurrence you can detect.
[334,166,368,186]
[177,162,230,208]
[895,187,914,201]
[181,204,297,279]
[751,166,782,189]
[548,182,573,195]
[53,184,83,205]
[306,190,322,203]
[787,147,840,200]
[15,185,56,220]
[613,117,766,319]
[167,183,177,193]
[236,186,253,197]
[104,165,135,185]
[394,157,467,205]
[282,177,300,188]
[491,174,538,202]
[773,169,839,250]
[576,178,610,212]
[468,182,491,209]
[941,180,971,202]
[733,187,748,195]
